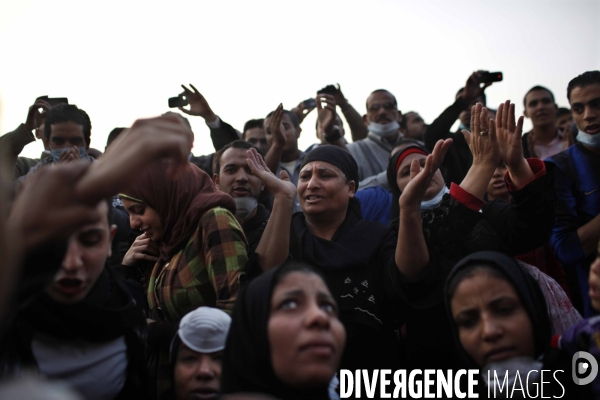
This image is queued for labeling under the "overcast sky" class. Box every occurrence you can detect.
[1,0,598,158]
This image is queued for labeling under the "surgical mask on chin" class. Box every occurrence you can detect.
[420,185,449,210]
[368,120,400,138]
[482,357,543,398]
[233,197,258,221]
[51,147,88,162]
[576,129,600,149]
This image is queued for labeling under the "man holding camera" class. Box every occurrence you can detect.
[423,70,495,186]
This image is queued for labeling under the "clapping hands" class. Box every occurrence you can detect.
[400,139,453,213]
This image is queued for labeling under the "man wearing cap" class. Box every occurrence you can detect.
[170,307,231,400]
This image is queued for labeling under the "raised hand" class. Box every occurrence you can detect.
[8,161,103,254]
[495,100,534,189]
[462,103,501,168]
[496,101,525,169]
[25,98,52,131]
[267,104,286,149]
[462,71,493,103]
[178,84,217,122]
[57,147,82,163]
[400,139,452,212]
[246,148,296,200]
[332,83,348,107]
[317,94,337,135]
[122,233,159,266]
[76,113,193,203]
[291,100,315,124]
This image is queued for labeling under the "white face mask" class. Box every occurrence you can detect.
[421,185,449,210]
[233,197,258,221]
[576,129,600,149]
[368,120,400,138]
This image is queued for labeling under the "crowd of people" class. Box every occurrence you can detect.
[0,69,599,399]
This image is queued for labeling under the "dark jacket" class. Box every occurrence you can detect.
[189,117,239,176]
[423,97,472,185]
[0,242,148,400]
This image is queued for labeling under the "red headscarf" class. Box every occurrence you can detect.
[121,160,236,261]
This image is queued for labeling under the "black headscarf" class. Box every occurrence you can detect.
[386,144,430,229]
[443,251,552,369]
[301,145,361,219]
[220,263,331,400]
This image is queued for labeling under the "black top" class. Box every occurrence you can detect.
[423,97,473,186]
[242,203,270,255]
[221,265,330,400]
[287,210,406,372]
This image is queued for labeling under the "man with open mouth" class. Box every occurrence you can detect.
[0,199,148,399]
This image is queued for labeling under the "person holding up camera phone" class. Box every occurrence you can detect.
[424,70,501,186]
[168,84,240,176]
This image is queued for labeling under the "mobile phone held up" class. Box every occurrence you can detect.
[168,94,188,108]
[480,72,503,83]
[303,98,316,109]
[39,96,68,106]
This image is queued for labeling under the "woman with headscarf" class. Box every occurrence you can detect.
[445,251,590,398]
[119,159,247,399]
[221,260,346,400]
[385,102,558,372]
[244,133,451,378]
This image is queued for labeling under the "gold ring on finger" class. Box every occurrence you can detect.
[480,128,489,137]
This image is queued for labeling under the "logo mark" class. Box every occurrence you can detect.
[584,189,598,196]
[572,351,599,385]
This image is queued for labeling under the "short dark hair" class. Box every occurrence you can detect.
[523,86,555,107]
[400,111,417,130]
[366,89,398,109]
[455,87,487,106]
[44,104,92,146]
[556,107,571,118]
[214,140,264,174]
[567,71,600,102]
[242,119,264,139]
[265,110,299,128]
[106,127,126,148]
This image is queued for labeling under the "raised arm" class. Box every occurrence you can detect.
[495,101,535,188]
[458,103,501,200]
[316,94,348,150]
[424,71,494,151]
[0,98,51,175]
[395,139,452,281]
[178,84,239,151]
[333,84,369,141]
[247,148,296,270]
[75,113,193,204]
[264,104,286,174]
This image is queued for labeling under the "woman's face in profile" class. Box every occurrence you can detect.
[268,271,346,389]
[450,270,535,367]
[121,198,164,242]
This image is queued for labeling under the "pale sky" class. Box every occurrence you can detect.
[1,0,598,159]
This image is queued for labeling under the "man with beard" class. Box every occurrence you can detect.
[548,71,600,317]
